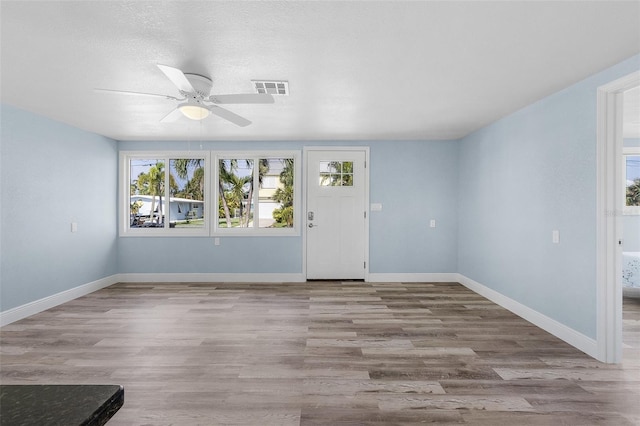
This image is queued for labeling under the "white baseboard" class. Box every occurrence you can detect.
[367,273,459,283]
[116,272,306,283]
[456,273,598,359]
[0,275,119,327]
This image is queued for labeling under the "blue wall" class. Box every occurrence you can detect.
[116,140,460,274]
[458,54,640,339]
[0,105,118,311]
[369,140,458,273]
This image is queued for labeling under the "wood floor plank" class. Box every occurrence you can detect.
[376,394,536,412]
[1,281,639,425]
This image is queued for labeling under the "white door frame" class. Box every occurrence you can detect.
[302,146,370,281]
[596,70,640,363]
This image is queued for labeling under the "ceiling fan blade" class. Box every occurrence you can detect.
[208,105,252,127]
[160,108,183,123]
[208,93,274,104]
[157,64,195,93]
[95,88,180,101]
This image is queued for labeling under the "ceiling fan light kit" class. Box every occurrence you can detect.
[178,102,210,120]
[95,64,276,126]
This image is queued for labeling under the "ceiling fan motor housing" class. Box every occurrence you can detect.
[184,73,213,98]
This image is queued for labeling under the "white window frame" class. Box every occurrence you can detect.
[213,150,301,237]
[623,147,640,215]
[120,151,211,237]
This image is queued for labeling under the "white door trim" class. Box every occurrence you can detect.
[596,70,640,363]
[302,146,370,281]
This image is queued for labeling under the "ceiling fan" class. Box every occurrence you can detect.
[95,64,274,127]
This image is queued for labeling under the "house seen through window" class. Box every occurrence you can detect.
[217,157,295,230]
[128,156,206,231]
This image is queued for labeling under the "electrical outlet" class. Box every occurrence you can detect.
[552,230,559,244]
[214,237,220,246]
[430,219,436,228]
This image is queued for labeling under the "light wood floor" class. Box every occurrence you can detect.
[1,282,639,425]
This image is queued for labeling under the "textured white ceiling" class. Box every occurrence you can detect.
[1,1,639,141]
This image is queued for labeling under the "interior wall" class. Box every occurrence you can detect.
[457,54,640,340]
[0,104,118,312]
[369,140,458,273]
[116,140,459,275]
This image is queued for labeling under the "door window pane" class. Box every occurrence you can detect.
[319,161,353,186]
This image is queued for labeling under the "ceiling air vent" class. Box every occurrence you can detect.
[252,80,289,96]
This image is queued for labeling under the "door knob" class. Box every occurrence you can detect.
[308,223,315,228]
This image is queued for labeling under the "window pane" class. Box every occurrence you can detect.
[627,155,640,207]
[130,159,166,228]
[319,173,331,186]
[218,159,254,228]
[169,159,205,228]
[341,161,353,186]
[319,161,335,173]
[260,158,294,228]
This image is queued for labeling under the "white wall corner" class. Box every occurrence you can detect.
[367,273,459,283]
[0,275,120,327]
[456,274,598,360]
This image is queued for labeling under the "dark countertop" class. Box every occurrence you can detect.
[0,384,124,426]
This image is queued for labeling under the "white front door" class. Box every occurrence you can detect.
[306,149,367,279]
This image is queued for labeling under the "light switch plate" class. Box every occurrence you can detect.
[430,219,436,228]
[552,230,560,244]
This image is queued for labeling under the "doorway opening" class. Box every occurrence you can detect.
[596,71,640,363]
[621,87,640,364]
